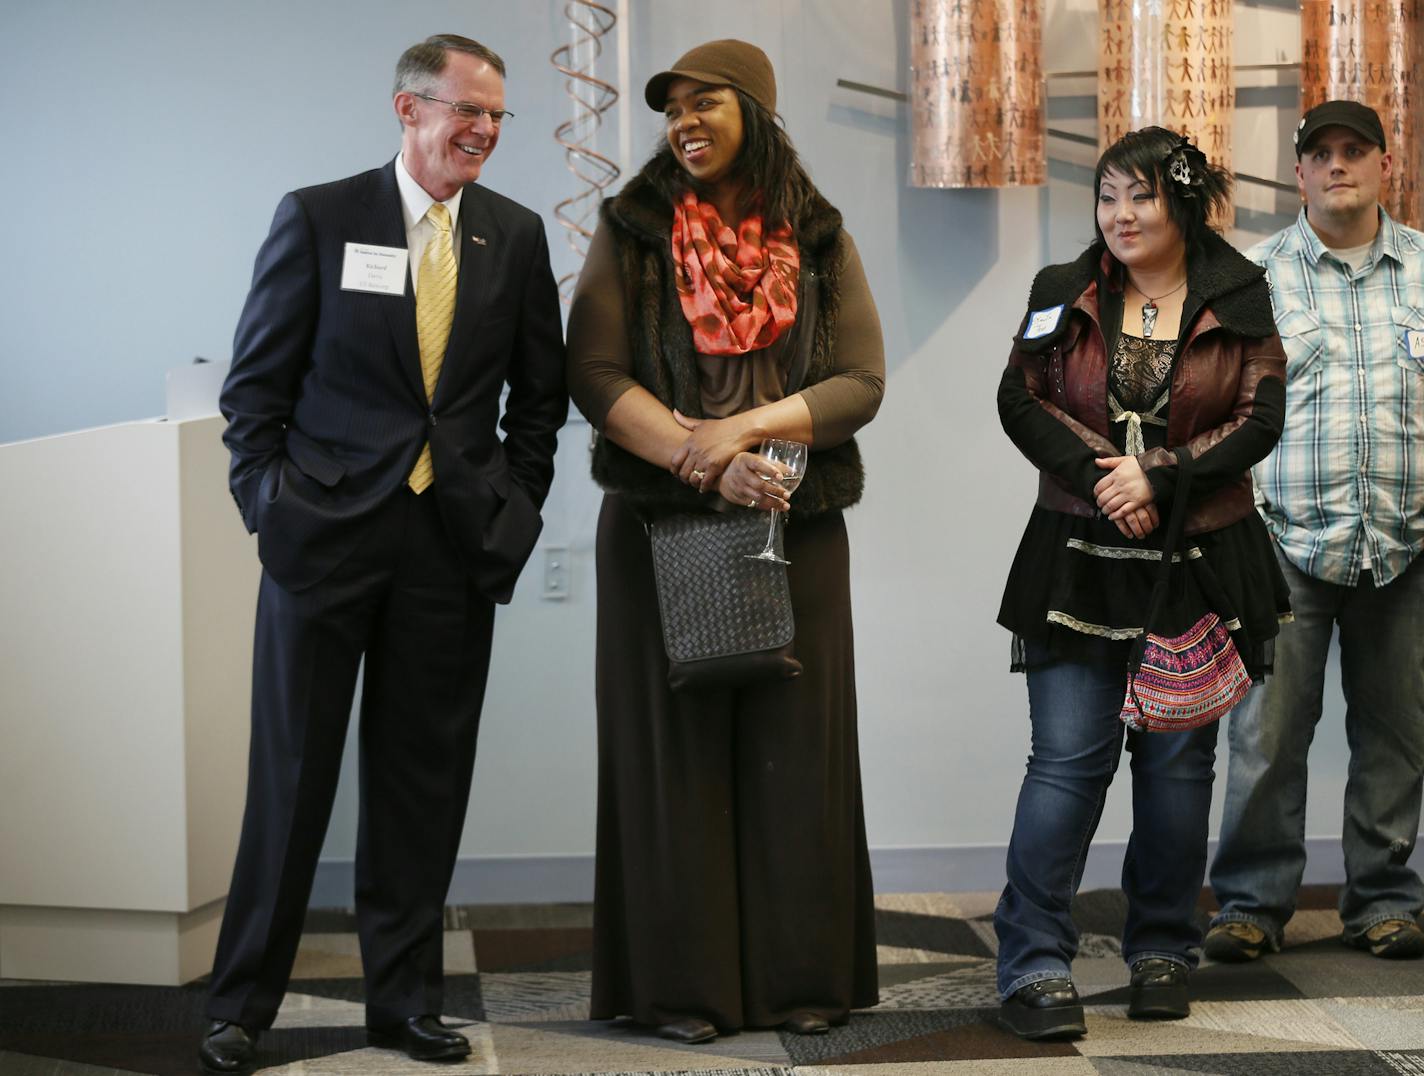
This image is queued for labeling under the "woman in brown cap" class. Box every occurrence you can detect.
[568,39,884,1044]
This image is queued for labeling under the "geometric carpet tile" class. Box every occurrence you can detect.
[799,1064,1103,1076]
[873,890,1003,920]
[513,1018,792,1066]
[1315,995,1424,1052]
[287,972,486,1021]
[468,927,593,973]
[878,959,990,989]
[874,960,1001,1010]
[480,1021,787,1073]
[1075,1000,1365,1056]
[1093,1052,1415,1074]
[290,930,477,979]
[873,910,996,960]
[478,971,593,1022]
[1273,943,1424,999]
[0,1054,160,1076]
[1283,909,1348,947]
[0,1027,370,1076]
[777,1008,1081,1066]
[1089,960,1306,1006]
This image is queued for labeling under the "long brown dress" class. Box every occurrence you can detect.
[568,219,884,1030]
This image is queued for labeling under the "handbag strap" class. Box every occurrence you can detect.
[1127,446,1195,681]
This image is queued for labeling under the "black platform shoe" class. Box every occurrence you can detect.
[1127,958,1190,1020]
[997,977,1086,1040]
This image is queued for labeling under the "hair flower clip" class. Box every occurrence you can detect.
[1163,134,1208,197]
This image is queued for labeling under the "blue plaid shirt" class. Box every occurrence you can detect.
[1246,207,1424,587]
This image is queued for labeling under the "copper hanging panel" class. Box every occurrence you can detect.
[1300,0,1423,228]
[909,0,1046,188]
[1098,0,1235,223]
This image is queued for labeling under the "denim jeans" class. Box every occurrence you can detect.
[1211,548,1424,943]
[995,646,1220,998]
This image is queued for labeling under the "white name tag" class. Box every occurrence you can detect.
[1409,329,1424,360]
[1023,304,1064,340]
[340,242,408,295]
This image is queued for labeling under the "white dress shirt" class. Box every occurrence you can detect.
[395,152,463,295]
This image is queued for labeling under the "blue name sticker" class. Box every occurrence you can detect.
[1023,304,1065,340]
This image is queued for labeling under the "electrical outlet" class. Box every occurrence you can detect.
[541,545,570,600]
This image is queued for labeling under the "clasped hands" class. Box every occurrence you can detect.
[669,410,791,511]
[1093,455,1159,539]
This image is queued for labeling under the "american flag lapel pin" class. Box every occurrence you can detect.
[470,235,487,246]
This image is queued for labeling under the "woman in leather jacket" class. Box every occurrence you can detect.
[992,126,1290,1040]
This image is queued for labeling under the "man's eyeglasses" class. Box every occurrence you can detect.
[414,93,513,125]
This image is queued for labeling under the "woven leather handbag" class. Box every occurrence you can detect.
[648,509,802,692]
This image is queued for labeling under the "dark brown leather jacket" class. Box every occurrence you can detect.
[997,232,1287,535]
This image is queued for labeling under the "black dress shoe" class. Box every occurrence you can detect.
[997,977,1086,1040]
[1127,957,1190,1019]
[782,1010,831,1035]
[367,1014,472,1060]
[655,1017,718,1044]
[198,1020,259,1074]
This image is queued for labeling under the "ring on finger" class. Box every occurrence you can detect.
[690,469,706,481]
[747,497,757,508]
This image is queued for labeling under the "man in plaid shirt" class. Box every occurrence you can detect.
[1206,101,1424,962]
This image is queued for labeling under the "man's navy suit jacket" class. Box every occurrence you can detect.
[220,160,568,602]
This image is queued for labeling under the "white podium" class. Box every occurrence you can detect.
[0,414,258,984]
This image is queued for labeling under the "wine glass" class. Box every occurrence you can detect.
[745,438,808,564]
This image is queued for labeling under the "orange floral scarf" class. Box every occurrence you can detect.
[670,190,799,355]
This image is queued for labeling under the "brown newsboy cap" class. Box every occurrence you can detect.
[1294,99,1387,158]
[644,38,776,116]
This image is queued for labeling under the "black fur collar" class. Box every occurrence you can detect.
[1025,230,1275,339]
[603,172,844,254]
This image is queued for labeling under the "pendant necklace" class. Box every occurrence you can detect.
[1136,279,1187,338]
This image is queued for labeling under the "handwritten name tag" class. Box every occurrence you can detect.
[340,242,408,296]
[1408,329,1424,361]
[1023,304,1064,340]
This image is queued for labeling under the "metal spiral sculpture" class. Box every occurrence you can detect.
[551,0,621,303]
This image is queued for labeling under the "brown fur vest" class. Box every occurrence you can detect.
[589,174,865,517]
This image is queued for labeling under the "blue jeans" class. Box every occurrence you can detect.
[1211,548,1424,943]
[995,648,1220,998]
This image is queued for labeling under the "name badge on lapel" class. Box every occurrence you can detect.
[1408,329,1424,361]
[340,242,408,295]
[1023,304,1065,340]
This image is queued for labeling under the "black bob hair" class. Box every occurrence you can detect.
[637,88,818,232]
[1093,126,1232,251]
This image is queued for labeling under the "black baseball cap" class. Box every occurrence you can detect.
[1294,100,1387,158]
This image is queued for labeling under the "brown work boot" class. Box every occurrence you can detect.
[1203,921,1271,963]
[1343,919,1424,959]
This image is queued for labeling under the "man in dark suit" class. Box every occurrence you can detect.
[200,34,566,1072]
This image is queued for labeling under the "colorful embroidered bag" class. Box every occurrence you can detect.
[1120,448,1252,732]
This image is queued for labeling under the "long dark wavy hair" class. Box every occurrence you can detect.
[637,89,819,233]
[1093,126,1232,252]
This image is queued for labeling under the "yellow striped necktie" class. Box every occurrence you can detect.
[408,201,457,493]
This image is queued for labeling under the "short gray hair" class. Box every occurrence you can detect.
[394,34,506,96]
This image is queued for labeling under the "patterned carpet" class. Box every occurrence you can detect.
[4,887,1424,1074]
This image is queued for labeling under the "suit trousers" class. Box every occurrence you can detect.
[207,486,496,1030]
